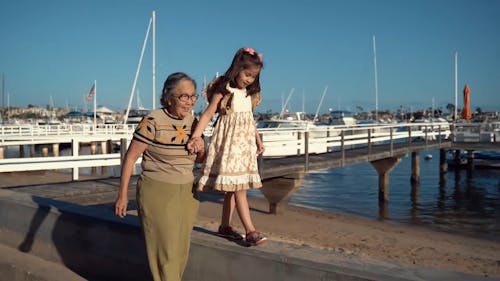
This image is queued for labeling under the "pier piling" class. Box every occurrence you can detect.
[371,157,402,202]
[72,139,79,180]
[439,149,447,184]
[30,144,35,157]
[41,146,49,157]
[52,143,59,157]
[19,145,25,158]
[260,174,303,214]
[101,141,108,174]
[411,151,420,183]
[467,150,474,171]
[91,142,97,174]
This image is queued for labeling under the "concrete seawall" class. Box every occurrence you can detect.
[0,189,490,281]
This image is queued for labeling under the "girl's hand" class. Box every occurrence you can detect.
[115,195,128,218]
[256,143,265,155]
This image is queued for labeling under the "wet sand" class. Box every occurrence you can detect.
[1,171,499,278]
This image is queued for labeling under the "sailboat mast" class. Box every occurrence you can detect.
[302,89,305,114]
[313,86,328,122]
[124,16,152,125]
[372,35,379,120]
[454,52,458,121]
[93,80,97,131]
[152,10,156,110]
[279,88,295,119]
[1,73,4,111]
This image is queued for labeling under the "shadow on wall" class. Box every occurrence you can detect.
[16,196,151,281]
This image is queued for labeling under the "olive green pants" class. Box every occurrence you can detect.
[136,176,199,281]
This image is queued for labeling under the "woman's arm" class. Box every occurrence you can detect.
[115,139,148,218]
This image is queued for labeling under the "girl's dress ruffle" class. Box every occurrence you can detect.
[196,109,262,192]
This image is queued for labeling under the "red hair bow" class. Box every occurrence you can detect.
[243,47,263,61]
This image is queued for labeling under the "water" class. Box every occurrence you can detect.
[252,149,500,240]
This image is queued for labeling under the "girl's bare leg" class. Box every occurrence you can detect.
[234,190,256,233]
[220,192,236,227]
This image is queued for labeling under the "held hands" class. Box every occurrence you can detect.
[187,136,205,154]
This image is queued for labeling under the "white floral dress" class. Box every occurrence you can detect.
[197,84,262,192]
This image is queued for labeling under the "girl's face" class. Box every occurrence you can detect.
[236,66,260,89]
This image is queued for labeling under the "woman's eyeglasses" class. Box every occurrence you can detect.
[174,94,199,102]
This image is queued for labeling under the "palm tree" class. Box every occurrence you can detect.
[446,103,455,115]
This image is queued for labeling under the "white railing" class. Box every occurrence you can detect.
[451,121,500,143]
[0,123,136,141]
[3,121,497,179]
[0,136,137,180]
[258,122,452,157]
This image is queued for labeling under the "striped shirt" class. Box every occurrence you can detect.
[133,108,197,184]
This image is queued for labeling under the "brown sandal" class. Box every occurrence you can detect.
[218,225,244,240]
[245,231,267,246]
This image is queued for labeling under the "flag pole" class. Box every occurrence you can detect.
[93,80,97,132]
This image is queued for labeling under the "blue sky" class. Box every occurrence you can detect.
[1,0,499,114]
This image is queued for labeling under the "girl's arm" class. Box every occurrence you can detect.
[192,93,223,138]
[255,125,265,155]
[115,139,148,218]
[187,93,223,153]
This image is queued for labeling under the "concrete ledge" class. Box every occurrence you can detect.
[0,243,86,281]
[0,189,491,281]
[0,189,150,281]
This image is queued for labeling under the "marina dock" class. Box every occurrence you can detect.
[1,121,499,280]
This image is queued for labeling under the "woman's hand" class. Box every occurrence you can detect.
[115,195,128,218]
[187,137,204,153]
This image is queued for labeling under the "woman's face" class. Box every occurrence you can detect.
[168,79,197,118]
[236,66,260,89]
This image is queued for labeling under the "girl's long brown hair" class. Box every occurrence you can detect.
[207,48,264,101]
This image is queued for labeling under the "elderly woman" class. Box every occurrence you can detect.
[115,72,204,281]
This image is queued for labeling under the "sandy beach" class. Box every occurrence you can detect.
[196,192,500,279]
[1,171,499,279]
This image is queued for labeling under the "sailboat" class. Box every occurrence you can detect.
[38,95,62,126]
[258,87,327,130]
[126,90,150,124]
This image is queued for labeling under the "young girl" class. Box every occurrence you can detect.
[188,47,267,246]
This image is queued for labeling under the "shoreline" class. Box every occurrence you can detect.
[196,192,500,278]
[1,171,499,278]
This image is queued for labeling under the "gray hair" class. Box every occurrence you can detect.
[160,72,197,107]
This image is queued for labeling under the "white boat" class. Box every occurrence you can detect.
[327,110,357,126]
[257,112,330,157]
[412,117,451,140]
[257,111,317,130]
[126,107,150,124]
[447,151,500,169]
